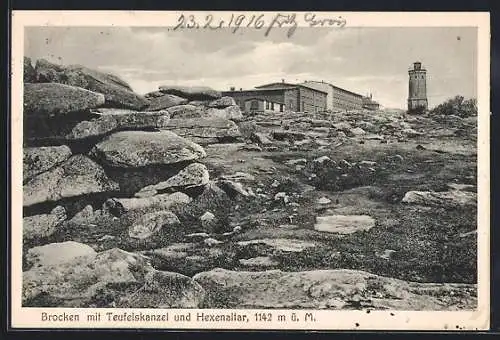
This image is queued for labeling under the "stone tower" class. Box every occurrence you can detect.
[407,61,428,111]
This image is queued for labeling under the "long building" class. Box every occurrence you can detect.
[301,80,364,110]
[222,80,328,113]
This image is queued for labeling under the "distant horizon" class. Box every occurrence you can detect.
[25,26,477,110]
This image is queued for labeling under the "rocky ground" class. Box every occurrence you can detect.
[21,57,478,310]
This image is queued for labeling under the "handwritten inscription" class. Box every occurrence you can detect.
[173,13,346,37]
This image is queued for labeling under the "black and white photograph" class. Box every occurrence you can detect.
[11,11,490,330]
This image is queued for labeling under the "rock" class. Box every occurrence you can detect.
[159,85,221,100]
[128,211,181,240]
[332,122,352,132]
[314,215,376,234]
[447,183,476,192]
[158,85,221,101]
[309,119,332,128]
[24,57,36,83]
[24,83,105,116]
[207,96,236,108]
[23,145,72,183]
[23,206,67,243]
[205,105,244,121]
[274,192,289,204]
[34,60,149,110]
[104,192,192,217]
[220,172,255,182]
[416,144,426,150]
[175,182,232,231]
[193,268,477,310]
[204,237,223,246]
[237,239,316,253]
[23,155,119,207]
[285,158,307,166]
[147,94,188,111]
[239,256,278,268]
[26,241,96,268]
[402,128,424,137]
[272,130,306,141]
[65,109,170,140]
[251,132,273,145]
[356,121,376,132]
[359,160,377,167]
[144,91,164,98]
[90,130,206,168]
[162,118,242,144]
[23,247,154,307]
[401,190,477,208]
[69,205,97,225]
[135,163,209,197]
[349,127,366,136]
[120,270,205,308]
[216,180,249,198]
[185,232,210,241]
[317,197,332,205]
[200,211,218,232]
[166,104,200,119]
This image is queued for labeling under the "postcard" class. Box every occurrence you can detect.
[10,10,490,330]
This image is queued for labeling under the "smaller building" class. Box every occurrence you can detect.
[244,98,284,113]
[362,94,380,111]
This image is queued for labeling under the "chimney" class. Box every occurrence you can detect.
[281,79,285,83]
[240,88,243,91]
[230,86,235,91]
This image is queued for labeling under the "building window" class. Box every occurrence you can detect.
[280,104,284,112]
[271,102,275,110]
[250,100,259,111]
[266,101,270,110]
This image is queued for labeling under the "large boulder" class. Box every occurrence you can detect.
[23,145,72,183]
[166,104,201,119]
[66,109,170,140]
[90,131,206,168]
[23,206,66,243]
[128,210,181,241]
[24,83,105,116]
[205,105,244,121]
[147,94,188,111]
[26,241,96,268]
[22,247,153,307]
[135,163,209,198]
[23,155,119,207]
[24,57,36,83]
[158,85,221,101]
[162,118,242,145]
[34,59,149,110]
[207,96,236,108]
[193,268,477,310]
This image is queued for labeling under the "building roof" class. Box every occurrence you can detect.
[302,80,363,98]
[222,87,297,94]
[256,82,329,94]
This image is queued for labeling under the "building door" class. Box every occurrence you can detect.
[250,100,259,111]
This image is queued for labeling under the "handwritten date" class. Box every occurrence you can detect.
[173,13,346,38]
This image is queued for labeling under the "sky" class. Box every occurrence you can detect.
[24,26,477,109]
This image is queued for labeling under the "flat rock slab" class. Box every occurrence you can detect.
[193,268,477,310]
[104,191,192,217]
[162,118,242,144]
[237,238,316,252]
[91,130,206,168]
[314,215,376,234]
[24,83,105,116]
[239,256,279,268]
[159,85,221,100]
[401,190,477,208]
[23,155,119,207]
[23,145,72,183]
[207,96,236,108]
[26,241,96,268]
[147,94,188,111]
